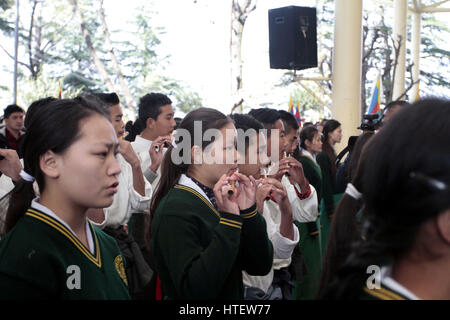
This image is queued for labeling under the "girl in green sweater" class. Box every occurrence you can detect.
[0,98,130,299]
[149,108,273,300]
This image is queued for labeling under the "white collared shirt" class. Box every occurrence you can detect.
[301,149,318,165]
[31,198,94,254]
[131,135,165,190]
[282,175,319,223]
[243,191,300,293]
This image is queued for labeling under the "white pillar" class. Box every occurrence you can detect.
[392,0,408,101]
[411,10,421,102]
[331,0,362,153]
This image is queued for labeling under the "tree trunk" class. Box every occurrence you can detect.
[98,0,136,121]
[70,0,116,93]
[229,0,256,114]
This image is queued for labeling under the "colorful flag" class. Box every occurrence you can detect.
[295,101,302,126]
[288,95,294,115]
[368,74,381,114]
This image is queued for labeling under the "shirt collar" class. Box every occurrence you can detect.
[302,149,317,164]
[380,265,421,300]
[178,174,216,209]
[31,197,94,254]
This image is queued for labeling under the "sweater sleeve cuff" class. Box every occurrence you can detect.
[239,203,257,219]
[218,211,244,230]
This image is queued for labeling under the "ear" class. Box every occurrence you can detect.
[305,139,312,149]
[436,209,450,245]
[39,150,60,179]
[191,145,204,165]
[146,117,155,130]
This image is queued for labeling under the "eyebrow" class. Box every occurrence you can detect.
[93,142,120,150]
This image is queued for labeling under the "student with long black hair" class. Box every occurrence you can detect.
[0,99,130,299]
[149,108,273,300]
[317,131,374,299]
[317,119,343,256]
[321,98,450,300]
[293,124,324,299]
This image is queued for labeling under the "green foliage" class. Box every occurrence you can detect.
[0,0,203,113]
[17,71,83,108]
[0,0,13,34]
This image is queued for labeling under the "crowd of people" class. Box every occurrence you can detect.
[0,93,448,300]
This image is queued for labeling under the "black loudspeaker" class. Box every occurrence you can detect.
[268,6,317,70]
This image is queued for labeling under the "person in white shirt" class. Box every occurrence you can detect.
[230,113,299,300]
[86,93,152,229]
[131,93,176,190]
[247,109,318,299]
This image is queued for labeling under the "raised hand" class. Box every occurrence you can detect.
[255,182,272,214]
[149,135,171,172]
[0,149,23,182]
[232,172,257,211]
[213,174,240,215]
[118,139,140,168]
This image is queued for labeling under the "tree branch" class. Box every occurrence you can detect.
[0,44,31,71]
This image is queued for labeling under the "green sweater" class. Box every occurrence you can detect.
[151,184,273,300]
[316,151,336,216]
[298,155,323,203]
[0,208,130,300]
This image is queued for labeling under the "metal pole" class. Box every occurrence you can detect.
[13,0,19,104]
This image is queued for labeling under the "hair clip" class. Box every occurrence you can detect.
[409,171,447,192]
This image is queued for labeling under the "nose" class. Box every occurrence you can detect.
[108,155,122,177]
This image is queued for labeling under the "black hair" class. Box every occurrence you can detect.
[4,104,25,118]
[299,125,319,150]
[321,119,341,178]
[278,110,299,131]
[321,98,450,299]
[94,92,120,106]
[147,108,231,244]
[174,117,183,130]
[248,108,281,134]
[317,132,373,299]
[25,97,57,129]
[1,98,110,236]
[347,132,374,183]
[229,113,264,153]
[138,93,172,125]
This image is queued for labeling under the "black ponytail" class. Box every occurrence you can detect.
[1,180,35,236]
